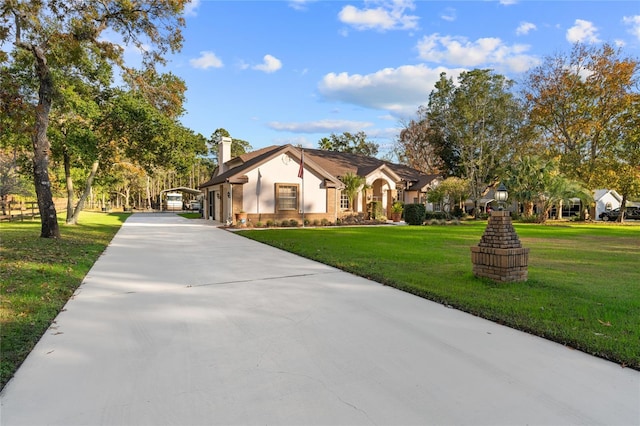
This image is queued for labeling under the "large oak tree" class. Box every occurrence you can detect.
[1,0,187,237]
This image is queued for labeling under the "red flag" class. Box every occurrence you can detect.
[298,150,304,178]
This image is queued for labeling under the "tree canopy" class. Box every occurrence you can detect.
[318,132,379,157]
[1,0,187,237]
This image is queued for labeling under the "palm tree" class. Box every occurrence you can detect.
[538,174,592,223]
[340,172,366,212]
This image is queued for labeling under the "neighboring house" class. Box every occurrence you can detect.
[593,189,640,220]
[199,138,441,224]
[594,189,623,220]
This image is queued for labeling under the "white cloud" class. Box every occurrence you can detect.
[338,0,419,31]
[614,39,626,48]
[318,64,466,118]
[623,15,640,41]
[499,0,518,5]
[288,0,317,11]
[440,8,456,22]
[184,0,200,17]
[189,51,223,69]
[516,22,536,36]
[252,55,282,73]
[566,19,601,44]
[268,119,374,133]
[416,33,539,73]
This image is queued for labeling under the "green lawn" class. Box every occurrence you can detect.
[0,212,128,389]
[238,222,640,370]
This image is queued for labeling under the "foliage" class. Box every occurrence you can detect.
[209,128,253,164]
[502,156,557,217]
[239,224,640,370]
[523,43,639,190]
[340,172,366,211]
[1,0,187,237]
[395,106,444,174]
[425,70,528,216]
[403,203,426,225]
[391,201,404,213]
[427,177,469,214]
[318,131,379,157]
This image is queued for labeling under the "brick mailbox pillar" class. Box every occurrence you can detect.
[471,210,529,282]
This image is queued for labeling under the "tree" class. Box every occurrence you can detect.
[427,177,469,215]
[318,132,379,157]
[502,156,556,217]
[537,173,592,224]
[209,128,253,164]
[340,172,366,212]
[523,43,639,190]
[1,0,187,238]
[395,106,445,174]
[425,70,527,217]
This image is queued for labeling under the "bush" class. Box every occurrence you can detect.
[266,219,275,227]
[281,219,290,227]
[321,218,331,226]
[312,219,320,226]
[255,221,264,228]
[289,219,299,227]
[303,219,310,226]
[403,203,426,225]
[452,206,465,218]
[368,201,384,220]
[425,211,447,220]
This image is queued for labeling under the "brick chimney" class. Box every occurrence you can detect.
[218,136,232,174]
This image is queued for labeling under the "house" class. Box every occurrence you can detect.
[199,138,442,225]
[593,189,640,220]
[594,189,623,220]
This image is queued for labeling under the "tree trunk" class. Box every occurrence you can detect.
[64,148,75,224]
[32,45,60,238]
[616,195,627,223]
[69,160,99,225]
[524,201,534,216]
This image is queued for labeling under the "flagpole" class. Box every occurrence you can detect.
[299,149,305,226]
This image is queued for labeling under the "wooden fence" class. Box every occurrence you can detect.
[0,199,66,222]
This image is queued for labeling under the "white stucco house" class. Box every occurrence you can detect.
[594,189,623,220]
[199,138,442,225]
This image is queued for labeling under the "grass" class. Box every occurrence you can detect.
[178,212,202,219]
[238,221,640,370]
[0,212,129,389]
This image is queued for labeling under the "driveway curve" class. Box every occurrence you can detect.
[1,213,638,425]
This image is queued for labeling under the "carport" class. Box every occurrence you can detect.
[159,187,202,212]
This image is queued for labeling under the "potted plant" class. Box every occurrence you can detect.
[235,210,248,226]
[391,201,403,222]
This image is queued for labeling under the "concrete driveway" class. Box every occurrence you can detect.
[1,213,638,425]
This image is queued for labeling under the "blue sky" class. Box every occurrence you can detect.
[156,0,640,155]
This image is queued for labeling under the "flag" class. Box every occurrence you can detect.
[256,168,262,196]
[298,150,304,179]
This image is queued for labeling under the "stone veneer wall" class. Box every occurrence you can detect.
[471,210,529,282]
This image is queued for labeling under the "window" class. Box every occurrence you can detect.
[276,184,298,211]
[340,193,350,210]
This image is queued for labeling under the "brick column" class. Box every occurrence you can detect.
[471,211,529,282]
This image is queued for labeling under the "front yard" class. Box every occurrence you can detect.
[238,222,640,370]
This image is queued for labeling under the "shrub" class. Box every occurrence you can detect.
[255,221,264,228]
[321,218,330,226]
[289,219,299,227]
[425,211,447,220]
[303,219,310,226]
[368,201,384,220]
[312,219,320,226]
[452,206,465,218]
[404,203,426,225]
[281,219,290,227]
[266,219,275,227]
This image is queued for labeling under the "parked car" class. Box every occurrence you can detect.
[599,207,640,221]
[188,200,202,211]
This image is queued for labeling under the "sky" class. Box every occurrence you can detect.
[148,0,640,156]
